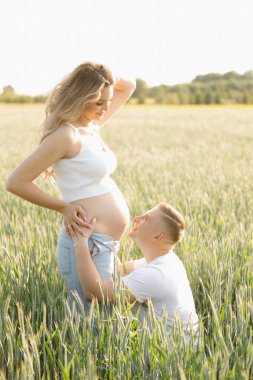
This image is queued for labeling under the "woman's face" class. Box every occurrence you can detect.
[83,85,114,122]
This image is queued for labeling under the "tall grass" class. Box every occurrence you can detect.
[0,104,252,379]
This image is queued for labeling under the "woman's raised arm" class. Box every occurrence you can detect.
[99,77,136,125]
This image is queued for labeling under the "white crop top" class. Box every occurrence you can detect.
[52,123,117,202]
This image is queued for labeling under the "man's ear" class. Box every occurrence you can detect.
[153,232,165,241]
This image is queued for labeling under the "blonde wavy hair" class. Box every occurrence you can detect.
[40,62,114,142]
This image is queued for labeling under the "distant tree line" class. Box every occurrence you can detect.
[132,71,253,105]
[1,70,253,104]
[0,85,47,103]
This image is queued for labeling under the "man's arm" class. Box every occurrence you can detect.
[116,258,146,276]
[75,239,138,303]
[74,233,116,302]
[70,219,137,303]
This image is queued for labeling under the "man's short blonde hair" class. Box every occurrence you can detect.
[158,202,185,244]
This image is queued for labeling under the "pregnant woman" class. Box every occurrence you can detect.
[6,62,136,312]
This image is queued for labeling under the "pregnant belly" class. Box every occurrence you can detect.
[71,189,130,240]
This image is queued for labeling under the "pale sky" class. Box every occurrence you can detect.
[1,0,253,95]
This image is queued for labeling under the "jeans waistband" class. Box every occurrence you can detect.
[59,227,120,251]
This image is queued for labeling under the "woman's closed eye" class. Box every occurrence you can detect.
[96,100,112,106]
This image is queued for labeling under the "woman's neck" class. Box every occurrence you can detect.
[78,116,92,128]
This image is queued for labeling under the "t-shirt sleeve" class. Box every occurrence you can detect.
[122,266,165,303]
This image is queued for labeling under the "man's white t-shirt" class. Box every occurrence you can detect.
[122,252,198,340]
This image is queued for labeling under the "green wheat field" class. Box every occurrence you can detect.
[0,104,252,379]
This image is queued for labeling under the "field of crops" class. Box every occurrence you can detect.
[0,104,252,379]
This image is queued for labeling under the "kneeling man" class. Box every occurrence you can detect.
[69,202,198,343]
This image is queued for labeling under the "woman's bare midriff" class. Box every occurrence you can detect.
[70,190,130,241]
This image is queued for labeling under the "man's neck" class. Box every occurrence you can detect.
[141,243,173,264]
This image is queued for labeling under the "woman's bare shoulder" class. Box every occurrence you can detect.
[44,123,77,144]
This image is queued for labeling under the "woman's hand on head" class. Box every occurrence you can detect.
[63,203,90,236]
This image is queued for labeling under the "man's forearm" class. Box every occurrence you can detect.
[75,239,115,301]
[116,260,134,276]
[117,258,146,276]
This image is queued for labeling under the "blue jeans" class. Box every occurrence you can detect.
[57,227,120,313]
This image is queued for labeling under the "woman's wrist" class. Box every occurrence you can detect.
[114,77,136,92]
[55,200,69,214]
